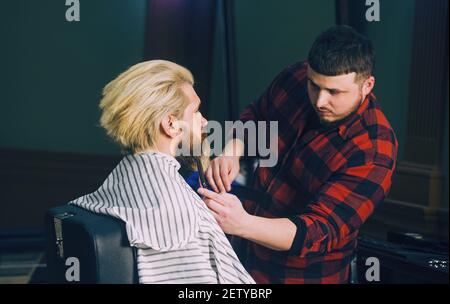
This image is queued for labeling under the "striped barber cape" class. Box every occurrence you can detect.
[69,151,255,284]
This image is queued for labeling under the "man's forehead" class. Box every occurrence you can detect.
[307,66,356,80]
[181,83,201,104]
[307,66,357,87]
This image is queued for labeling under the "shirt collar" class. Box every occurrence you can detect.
[135,150,181,170]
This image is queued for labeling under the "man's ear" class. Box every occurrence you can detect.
[362,76,375,97]
[161,114,181,138]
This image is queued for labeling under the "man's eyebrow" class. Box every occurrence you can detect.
[307,77,346,93]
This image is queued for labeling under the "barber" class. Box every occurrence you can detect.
[198,25,398,284]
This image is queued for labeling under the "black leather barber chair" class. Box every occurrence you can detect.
[45,205,138,283]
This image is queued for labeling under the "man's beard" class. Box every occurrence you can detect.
[318,106,359,128]
[176,131,210,172]
[317,94,364,128]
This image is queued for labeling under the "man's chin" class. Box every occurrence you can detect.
[319,117,340,128]
[318,111,356,128]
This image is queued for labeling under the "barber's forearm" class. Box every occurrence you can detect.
[240,215,297,251]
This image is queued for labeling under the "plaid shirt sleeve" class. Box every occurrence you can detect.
[287,141,398,258]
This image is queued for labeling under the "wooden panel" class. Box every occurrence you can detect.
[361,199,449,242]
[363,0,449,242]
[388,162,444,208]
[0,149,121,231]
[362,198,449,241]
[404,0,449,165]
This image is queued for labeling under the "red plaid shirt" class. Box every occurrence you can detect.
[236,61,398,284]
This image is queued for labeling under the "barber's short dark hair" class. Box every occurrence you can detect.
[308,25,374,82]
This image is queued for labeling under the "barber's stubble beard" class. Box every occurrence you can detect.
[318,92,365,129]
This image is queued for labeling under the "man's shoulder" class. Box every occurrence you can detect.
[269,60,309,99]
[347,96,398,167]
[285,60,308,72]
[361,95,397,138]
[278,60,308,82]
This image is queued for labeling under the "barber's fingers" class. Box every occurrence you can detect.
[219,160,231,192]
[229,165,240,186]
[224,156,240,192]
[205,166,219,192]
[198,187,227,205]
[209,209,222,224]
[212,161,226,193]
[203,198,227,215]
[198,188,240,208]
[205,157,238,193]
[203,198,221,220]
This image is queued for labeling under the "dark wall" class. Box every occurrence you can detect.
[0,0,147,155]
[208,0,336,124]
[0,0,146,231]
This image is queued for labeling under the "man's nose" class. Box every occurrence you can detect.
[315,91,329,109]
[201,116,208,128]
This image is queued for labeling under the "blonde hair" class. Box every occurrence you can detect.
[99,60,194,153]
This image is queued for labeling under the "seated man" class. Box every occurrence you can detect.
[69,60,255,284]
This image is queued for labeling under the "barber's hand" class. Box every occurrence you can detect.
[205,156,240,193]
[198,188,251,237]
